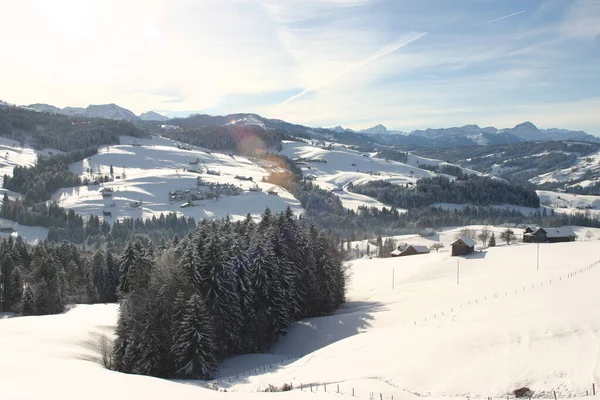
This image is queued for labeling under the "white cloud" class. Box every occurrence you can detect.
[562,0,600,39]
[281,32,428,104]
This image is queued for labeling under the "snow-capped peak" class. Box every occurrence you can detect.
[139,111,169,122]
[360,124,388,135]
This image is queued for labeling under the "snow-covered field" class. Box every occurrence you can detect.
[0,217,48,243]
[52,136,303,222]
[0,137,60,177]
[537,191,600,217]
[529,150,600,187]
[3,226,600,400]
[404,153,482,176]
[280,141,436,212]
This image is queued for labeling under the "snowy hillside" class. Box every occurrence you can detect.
[530,149,600,188]
[0,137,60,178]
[537,191,600,217]
[52,136,303,222]
[280,140,438,211]
[219,226,600,398]
[3,226,600,399]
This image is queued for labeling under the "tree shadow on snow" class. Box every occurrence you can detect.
[271,300,387,356]
[189,301,388,389]
[74,325,115,366]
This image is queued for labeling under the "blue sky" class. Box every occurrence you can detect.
[2,0,599,134]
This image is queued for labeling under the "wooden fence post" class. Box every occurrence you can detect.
[594,383,596,396]
[554,390,557,400]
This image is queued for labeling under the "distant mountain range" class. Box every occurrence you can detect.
[26,103,169,122]
[335,121,600,146]
[19,102,599,147]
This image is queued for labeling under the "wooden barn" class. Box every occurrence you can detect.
[419,228,436,237]
[450,236,476,256]
[390,244,430,257]
[523,227,576,243]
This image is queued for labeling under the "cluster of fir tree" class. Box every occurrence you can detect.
[417,164,464,177]
[350,175,540,209]
[0,106,147,152]
[113,207,346,379]
[1,195,196,248]
[414,141,599,185]
[162,124,283,156]
[3,148,98,204]
[0,237,119,315]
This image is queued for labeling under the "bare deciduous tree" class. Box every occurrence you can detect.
[500,229,515,245]
[430,242,445,253]
[478,227,491,246]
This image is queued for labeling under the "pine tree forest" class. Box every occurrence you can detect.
[113,207,346,379]
[0,207,346,380]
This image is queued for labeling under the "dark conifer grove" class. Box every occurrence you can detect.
[112,207,346,379]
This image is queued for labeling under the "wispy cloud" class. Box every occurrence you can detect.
[476,10,526,27]
[281,32,427,104]
[561,0,600,38]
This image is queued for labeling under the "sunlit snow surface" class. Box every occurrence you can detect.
[3,226,600,399]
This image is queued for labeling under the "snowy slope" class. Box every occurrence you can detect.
[0,217,48,243]
[0,304,337,400]
[3,227,600,400]
[280,141,438,211]
[537,191,600,217]
[0,137,62,178]
[220,228,600,398]
[404,153,483,176]
[52,136,303,222]
[530,150,600,187]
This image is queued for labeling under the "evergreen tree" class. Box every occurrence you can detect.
[21,285,35,315]
[177,239,202,290]
[105,249,118,302]
[489,233,496,247]
[93,249,111,302]
[117,243,137,297]
[1,251,16,311]
[34,255,64,315]
[10,267,23,311]
[171,294,217,379]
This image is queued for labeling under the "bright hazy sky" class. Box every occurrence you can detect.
[2,0,599,134]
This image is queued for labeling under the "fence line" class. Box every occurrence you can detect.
[213,260,600,394]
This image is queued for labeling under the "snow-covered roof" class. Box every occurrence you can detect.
[390,249,402,256]
[452,236,476,248]
[545,227,576,238]
[412,245,430,254]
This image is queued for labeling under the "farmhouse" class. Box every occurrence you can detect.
[450,236,476,256]
[523,227,576,243]
[419,228,436,237]
[390,244,430,257]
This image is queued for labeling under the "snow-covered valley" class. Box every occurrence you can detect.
[3,226,600,399]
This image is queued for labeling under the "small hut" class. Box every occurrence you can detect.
[390,244,430,257]
[450,236,476,256]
